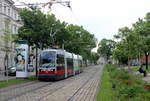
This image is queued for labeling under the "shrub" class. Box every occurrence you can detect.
[142,91,150,100]
[118,84,145,101]
[106,64,119,72]
[144,83,150,91]
[105,64,150,101]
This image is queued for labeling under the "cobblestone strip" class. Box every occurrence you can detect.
[69,74,96,101]
[81,76,98,101]
[69,66,101,101]
[86,68,101,101]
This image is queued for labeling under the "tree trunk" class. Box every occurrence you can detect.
[145,52,149,70]
[128,57,131,72]
[35,47,38,77]
[4,53,8,76]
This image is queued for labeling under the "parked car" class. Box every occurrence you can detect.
[28,64,34,72]
[8,66,16,76]
[131,62,140,66]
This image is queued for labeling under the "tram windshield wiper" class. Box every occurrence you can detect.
[41,63,55,68]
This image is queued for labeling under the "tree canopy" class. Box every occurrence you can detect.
[17,7,97,61]
[97,39,115,60]
[111,12,150,69]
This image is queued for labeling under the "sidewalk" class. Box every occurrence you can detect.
[0,75,16,81]
[0,72,35,81]
[143,73,150,82]
[133,72,150,82]
[123,66,150,82]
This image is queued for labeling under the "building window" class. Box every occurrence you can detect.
[4,5,6,14]
[4,19,10,32]
[8,8,10,16]
[0,2,2,13]
[15,13,16,19]
[11,24,13,34]
[16,27,18,34]
[11,9,13,17]
[13,25,17,34]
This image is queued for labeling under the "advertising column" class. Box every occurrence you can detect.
[15,42,28,78]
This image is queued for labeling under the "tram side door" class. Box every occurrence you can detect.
[64,52,67,78]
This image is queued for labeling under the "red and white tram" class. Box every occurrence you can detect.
[38,49,83,80]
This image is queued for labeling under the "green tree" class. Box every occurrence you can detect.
[132,15,150,69]
[113,42,128,64]
[113,27,142,70]
[18,7,48,48]
[90,52,99,64]
[18,7,97,68]
[18,7,51,76]
[18,7,69,49]
[97,39,115,61]
[65,24,97,60]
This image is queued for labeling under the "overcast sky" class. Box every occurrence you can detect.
[14,0,150,51]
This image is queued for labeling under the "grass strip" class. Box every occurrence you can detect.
[97,67,115,101]
[0,75,37,88]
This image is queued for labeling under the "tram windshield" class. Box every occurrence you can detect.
[40,51,55,67]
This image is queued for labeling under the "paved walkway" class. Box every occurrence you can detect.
[124,66,150,82]
[0,72,35,81]
[0,76,16,81]
[133,72,150,82]
[142,73,150,82]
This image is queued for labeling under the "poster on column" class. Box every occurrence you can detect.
[15,43,28,78]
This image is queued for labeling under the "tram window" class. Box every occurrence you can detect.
[57,54,65,70]
[40,51,55,66]
[78,60,82,67]
[67,58,73,69]
[57,54,64,64]
[80,60,82,67]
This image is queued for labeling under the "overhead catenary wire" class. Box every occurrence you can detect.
[0,0,71,9]
[45,0,83,26]
[53,2,82,26]
[69,9,82,26]
[0,0,82,27]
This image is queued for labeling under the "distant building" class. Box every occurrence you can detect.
[0,0,22,70]
[139,55,150,63]
[97,57,106,64]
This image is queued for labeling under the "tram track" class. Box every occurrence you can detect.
[37,85,65,101]
[0,66,102,101]
[36,66,101,101]
[67,66,101,101]
[37,73,82,101]
[0,81,52,101]
[0,71,82,101]
[6,73,80,101]
[0,80,39,93]
[37,67,94,101]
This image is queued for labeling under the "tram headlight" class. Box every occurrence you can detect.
[39,69,42,72]
[49,69,54,71]
[40,68,46,71]
[50,69,55,72]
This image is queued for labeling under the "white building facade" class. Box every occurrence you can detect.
[0,0,22,70]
